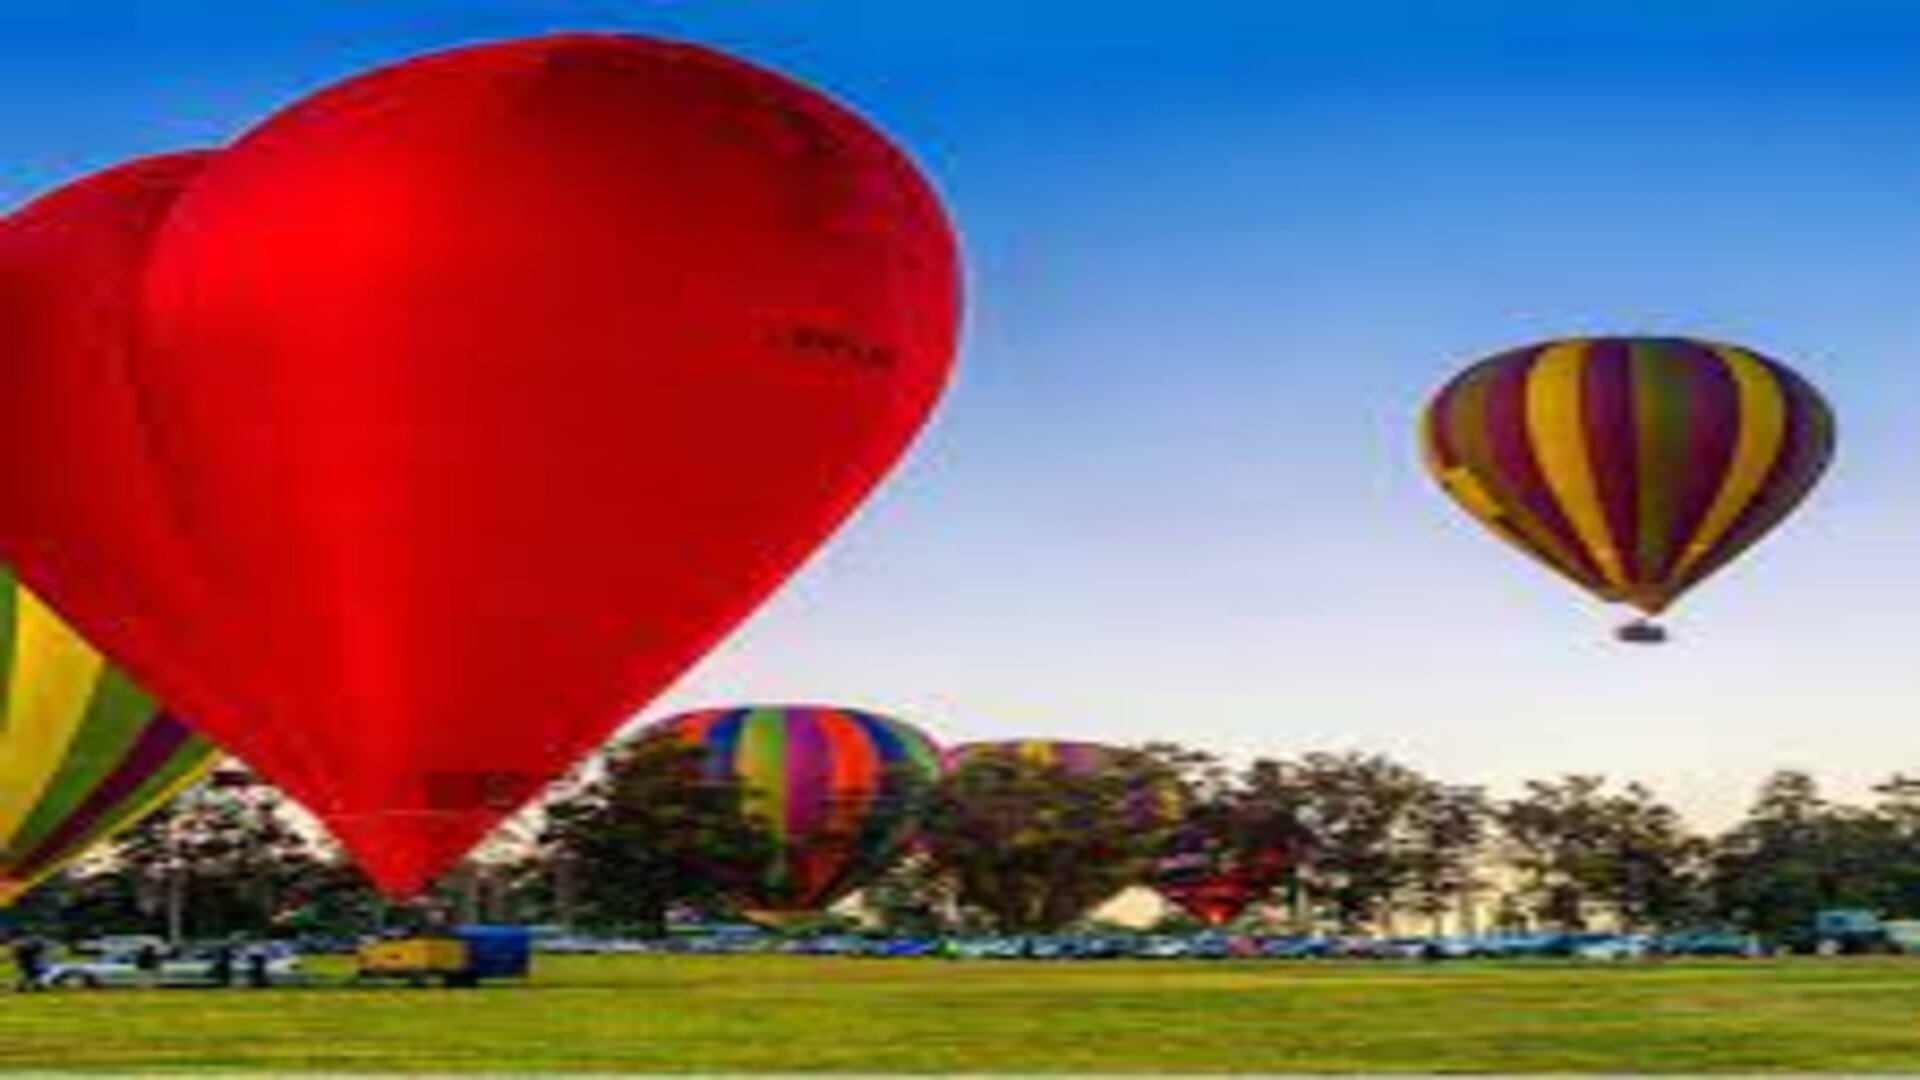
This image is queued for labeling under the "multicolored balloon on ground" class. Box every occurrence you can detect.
[646,705,942,920]
[1421,336,1835,640]
[0,573,217,906]
[1,34,961,896]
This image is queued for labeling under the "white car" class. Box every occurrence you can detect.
[1568,934,1650,961]
[43,944,301,989]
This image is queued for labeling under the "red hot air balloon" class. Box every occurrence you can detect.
[1154,836,1289,928]
[18,34,962,896]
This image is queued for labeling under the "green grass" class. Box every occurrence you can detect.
[6,955,1920,1071]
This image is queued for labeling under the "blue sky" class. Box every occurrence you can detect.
[7,1,1920,825]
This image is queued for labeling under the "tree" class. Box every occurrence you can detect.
[542,736,773,936]
[1166,757,1316,928]
[1861,774,1920,917]
[1,868,144,943]
[1399,783,1490,934]
[1498,775,1702,932]
[859,854,955,936]
[113,768,332,940]
[919,745,1189,933]
[1709,770,1910,942]
[1277,753,1443,933]
[1606,787,1706,931]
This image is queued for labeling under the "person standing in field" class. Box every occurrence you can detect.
[134,941,163,989]
[207,942,235,988]
[244,944,271,989]
[10,936,47,992]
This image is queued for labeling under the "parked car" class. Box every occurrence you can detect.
[939,936,1026,960]
[785,935,865,957]
[1810,909,1891,955]
[1183,934,1233,960]
[1878,919,1920,955]
[1474,933,1562,959]
[44,942,301,989]
[1068,935,1133,959]
[1012,936,1061,960]
[1136,935,1194,959]
[1377,937,1438,960]
[1318,936,1374,959]
[1654,930,1763,958]
[534,934,613,954]
[1425,935,1491,959]
[1257,935,1332,959]
[864,937,938,958]
[1557,933,1649,961]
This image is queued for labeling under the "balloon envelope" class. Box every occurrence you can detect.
[647,705,942,917]
[0,151,249,769]
[1422,336,1834,618]
[0,572,217,906]
[24,34,960,896]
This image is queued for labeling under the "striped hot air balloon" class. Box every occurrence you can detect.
[1422,336,1835,641]
[646,705,941,920]
[0,572,218,906]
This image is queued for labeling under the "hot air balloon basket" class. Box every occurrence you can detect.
[1616,620,1671,646]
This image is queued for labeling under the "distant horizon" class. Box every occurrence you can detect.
[4,1,1918,835]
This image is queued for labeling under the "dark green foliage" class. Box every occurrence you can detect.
[1707,771,1920,944]
[1266,753,1489,933]
[917,745,1188,932]
[541,737,775,936]
[1498,775,1705,932]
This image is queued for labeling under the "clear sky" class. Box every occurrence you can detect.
[6,1,1920,828]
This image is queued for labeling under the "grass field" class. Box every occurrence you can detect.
[6,955,1920,1071]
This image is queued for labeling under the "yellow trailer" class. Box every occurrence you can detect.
[357,937,473,986]
[355,927,533,988]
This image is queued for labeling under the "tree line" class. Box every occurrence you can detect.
[7,737,1919,947]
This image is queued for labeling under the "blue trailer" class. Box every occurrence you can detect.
[455,925,533,980]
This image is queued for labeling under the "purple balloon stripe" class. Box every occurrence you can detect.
[1678,361,1833,593]
[1659,340,1742,584]
[1479,348,1610,587]
[781,708,834,866]
[10,717,193,883]
[1580,340,1643,585]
